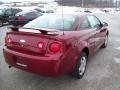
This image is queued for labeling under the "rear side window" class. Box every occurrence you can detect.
[79,18,91,30]
[87,15,101,28]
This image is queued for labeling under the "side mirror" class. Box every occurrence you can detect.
[102,22,108,27]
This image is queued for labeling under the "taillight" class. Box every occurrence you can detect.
[5,37,12,44]
[49,42,61,53]
[38,42,44,49]
[18,16,24,20]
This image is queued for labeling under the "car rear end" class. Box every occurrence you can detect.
[3,28,67,76]
[3,14,78,76]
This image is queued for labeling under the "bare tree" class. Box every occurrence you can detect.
[55,0,114,8]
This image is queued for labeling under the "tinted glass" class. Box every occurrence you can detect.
[16,11,41,16]
[23,14,76,30]
[25,12,36,16]
[5,9,12,15]
[34,8,42,12]
[16,11,32,16]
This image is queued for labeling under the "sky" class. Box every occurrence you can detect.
[0,0,54,3]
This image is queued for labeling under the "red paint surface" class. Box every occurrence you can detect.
[3,14,108,76]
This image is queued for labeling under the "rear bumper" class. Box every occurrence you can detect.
[9,20,28,26]
[3,46,65,76]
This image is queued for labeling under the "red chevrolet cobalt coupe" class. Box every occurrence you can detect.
[3,14,109,79]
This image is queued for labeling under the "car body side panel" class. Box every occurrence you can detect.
[55,30,96,73]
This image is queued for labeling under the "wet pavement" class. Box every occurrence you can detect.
[0,13,120,90]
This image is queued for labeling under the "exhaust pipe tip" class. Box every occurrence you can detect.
[8,66,12,68]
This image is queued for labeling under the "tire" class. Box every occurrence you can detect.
[101,35,108,48]
[0,20,3,27]
[72,52,87,79]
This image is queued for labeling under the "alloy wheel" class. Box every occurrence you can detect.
[79,56,87,75]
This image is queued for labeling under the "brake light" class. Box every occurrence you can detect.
[49,42,61,53]
[38,42,44,49]
[18,16,24,20]
[5,37,12,44]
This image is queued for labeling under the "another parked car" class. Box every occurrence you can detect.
[35,8,54,14]
[0,8,22,27]
[102,9,109,13]
[9,10,43,26]
[3,14,109,79]
[84,10,92,13]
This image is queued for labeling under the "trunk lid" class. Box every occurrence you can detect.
[6,31,51,55]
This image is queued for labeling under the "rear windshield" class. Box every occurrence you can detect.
[16,10,33,16]
[23,14,77,30]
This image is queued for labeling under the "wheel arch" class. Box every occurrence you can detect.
[81,47,89,58]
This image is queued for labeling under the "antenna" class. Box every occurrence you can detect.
[61,0,64,35]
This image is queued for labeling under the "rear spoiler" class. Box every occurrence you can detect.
[8,27,59,35]
[8,27,19,31]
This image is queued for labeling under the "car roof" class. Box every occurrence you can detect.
[48,13,91,18]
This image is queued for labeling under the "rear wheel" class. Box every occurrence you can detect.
[0,20,3,27]
[72,52,87,79]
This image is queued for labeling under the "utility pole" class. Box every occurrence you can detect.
[100,0,102,9]
[116,0,118,10]
[101,0,103,10]
[82,0,84,8]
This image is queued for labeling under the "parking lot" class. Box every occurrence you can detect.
[0,13,120,90]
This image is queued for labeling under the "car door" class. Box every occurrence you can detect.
[87,15,104,51]
[78,16,96,55]
[93,16,107,46]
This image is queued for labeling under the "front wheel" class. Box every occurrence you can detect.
[72,52,87,79]
[101,35,108,48]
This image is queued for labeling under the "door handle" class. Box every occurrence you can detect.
[100,29,106,32]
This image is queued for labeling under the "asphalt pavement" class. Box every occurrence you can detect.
[0,13,120,90]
